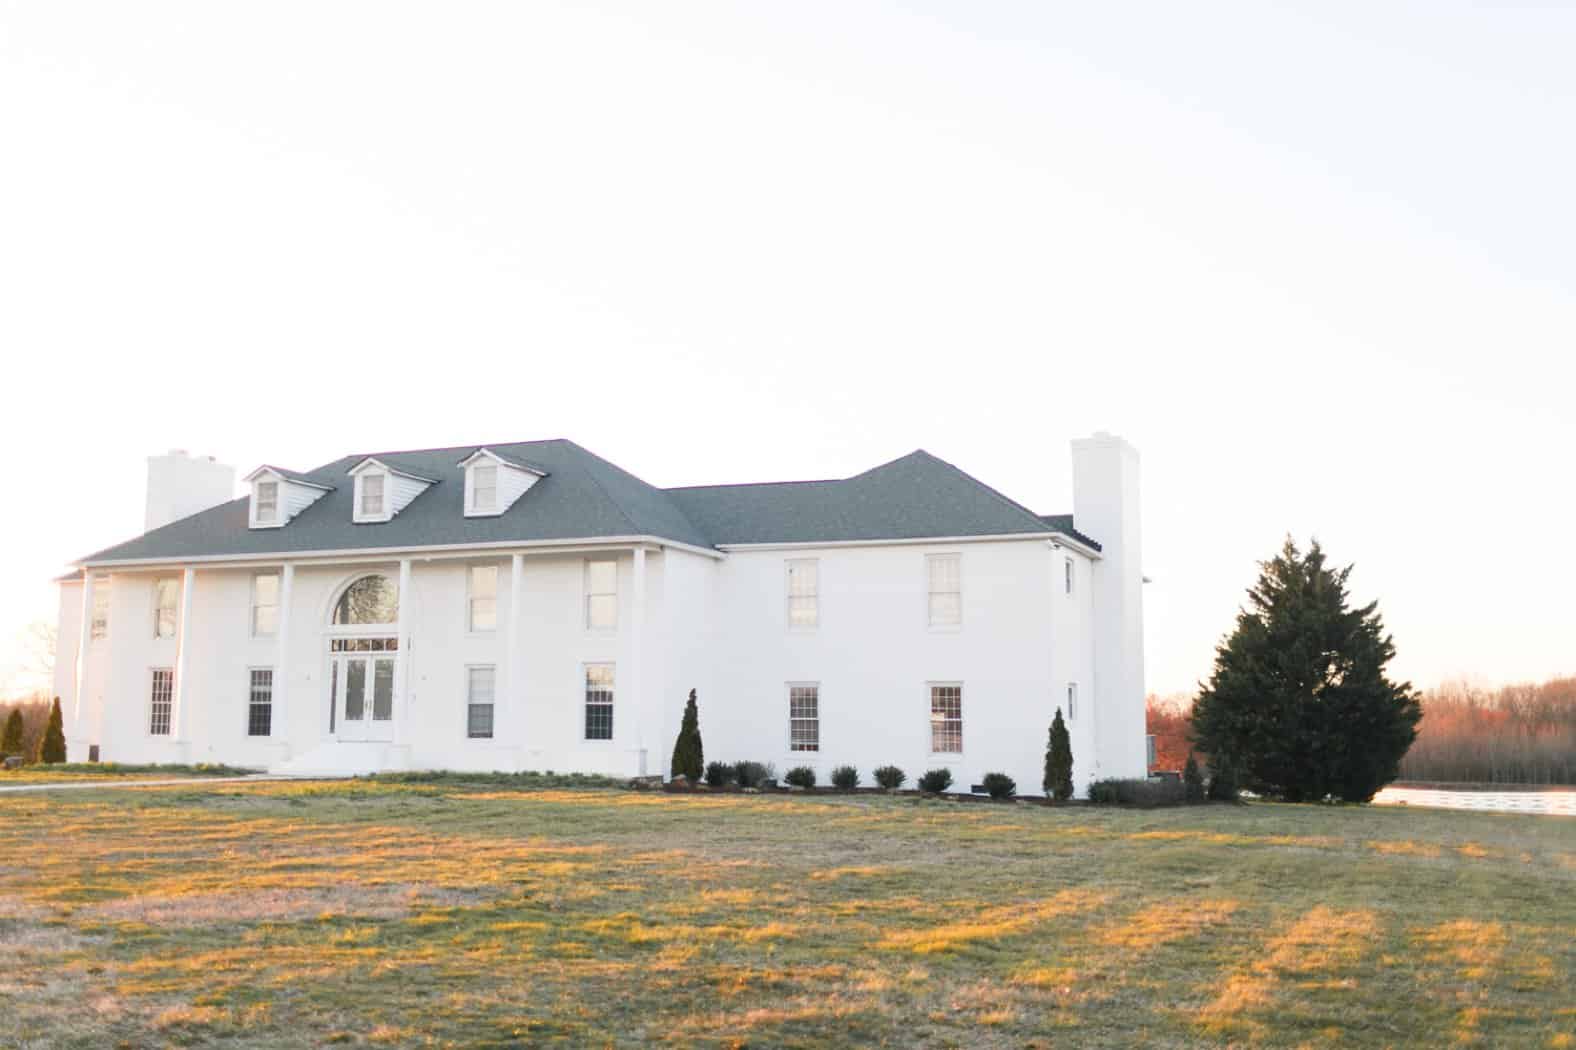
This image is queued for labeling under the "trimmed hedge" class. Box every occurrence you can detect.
[917,768,953,794]
[981,772,1017,800]
[784,766,817,789]
[1087,777,1186,806]
[874,765,906,790]
[830,765,860,790]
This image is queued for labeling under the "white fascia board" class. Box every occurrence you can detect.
[456,448,548,476]
[346,457,441,484]
[716,531,1103,558]
[77,534,725,570]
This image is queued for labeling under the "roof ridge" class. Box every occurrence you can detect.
[340,437,572,460]
[558,439,712,543]
[909,450,1055,535]
[665,477,847,493]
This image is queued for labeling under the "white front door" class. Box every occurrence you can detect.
[333,652,396,742]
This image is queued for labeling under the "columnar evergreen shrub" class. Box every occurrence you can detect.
[917,768,953,794]
[873,765,906,790]
[1044,707,1073,801]
[37,697,66,765]
[1,709,23,759]
[704,761,732,787]
[981,772,1016,799]
[1183,753,1205,803]
[670,689,703,782]
[784,766,816,789]
[830,765,860,790]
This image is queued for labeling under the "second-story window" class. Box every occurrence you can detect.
[469,565,498,632]
[90,584,110,640]
[154,578,179,639]
[927,554,961,627]
[585,560,617,630]
[786,559,818,629]
[256,481,278,524]
[252,572,279,637]
[472,464,497,513]
[360,474,385,518]
[1065,557,1075,595]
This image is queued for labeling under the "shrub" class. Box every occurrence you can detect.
[1044,707,1073,801]
[670,689,704,782]
[37,697,66,765]
[1087,777,1185,806]
[1,709,23,759]
[873,765,906,790]
[704,761,733,788]
[981,772,1017,800]
[784,766,816,789]
[1183,753,1205,803]
[830,765,860,790]
[917,768,953,794]
[734,761,771,789]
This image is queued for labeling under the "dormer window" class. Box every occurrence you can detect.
[348,458,437,524]
[255,481,279,524]
[458,448,547,518]
[245,465,332,529]
[471,465,497,513]
[361,474,385,517]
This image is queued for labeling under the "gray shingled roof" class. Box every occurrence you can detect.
[79,441,1099,565]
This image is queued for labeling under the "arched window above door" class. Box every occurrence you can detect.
[332,575,399,625]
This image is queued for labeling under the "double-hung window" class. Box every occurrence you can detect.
[585,560,617,630]
[1066,682,1078,721]
[467,666,496,739]
[149,668,174,735]
[252,572,280,637]
[929,683,962,753]
[247,668,273,736]
[468,565,498,632]
[789,684,819,752]
[927,554,961,627]
[471,464,497,513]
[584,663,614,740]
[90,584,109,640]
[153,578,179,639]
[255,481,279,524]
[786,559,818,629]
[360,474,385,518]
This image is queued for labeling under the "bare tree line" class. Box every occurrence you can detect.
[1398,677,1576,786]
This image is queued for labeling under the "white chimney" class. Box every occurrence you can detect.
[1071,432,1147,779]
[146,450,237,532]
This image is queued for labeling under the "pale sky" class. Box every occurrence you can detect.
[2,2,1573,700]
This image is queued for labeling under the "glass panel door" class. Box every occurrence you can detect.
[339,657,368,741]
[367,656,395,741]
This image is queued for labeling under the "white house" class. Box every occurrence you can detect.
[54,436,1147,792]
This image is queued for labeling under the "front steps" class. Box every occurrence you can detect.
[269,742,412,776]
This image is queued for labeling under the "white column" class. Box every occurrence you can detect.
[508,553,524,747]
[275,564,294,745]
[170,567,197,743]
[394,559,412,744]
[630,546,646,774]
[71,572,94,748]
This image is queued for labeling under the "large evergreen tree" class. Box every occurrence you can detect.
[1044,707,1073,801]
[37,696,67,765]
[1192,538,1420,803]
[670,689,703,781]
[1,708,23,758]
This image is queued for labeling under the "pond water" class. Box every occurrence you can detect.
[1373,785,1576,817]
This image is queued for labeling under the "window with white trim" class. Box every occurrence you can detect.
[927,554,961,627]
[471,464,497,513]
[468,565,498,632]
[248,668,273,736]
[467,665,496,739]
[584,663,614,740]
[929,683,962,753]
[786,559,818,629]
[255,480,279,524]
[360,473,385,518]
[149,668,174,735]
[789,684,819,752]
[1066,682,1078,721]
[153,578,178,639]
[252,572,279,637]
[585,560,617,630]
[1064,557,1075,596]
[90,584,109,640]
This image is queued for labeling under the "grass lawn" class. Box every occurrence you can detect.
[0,763,257,785]
[2,780,1572,1048]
